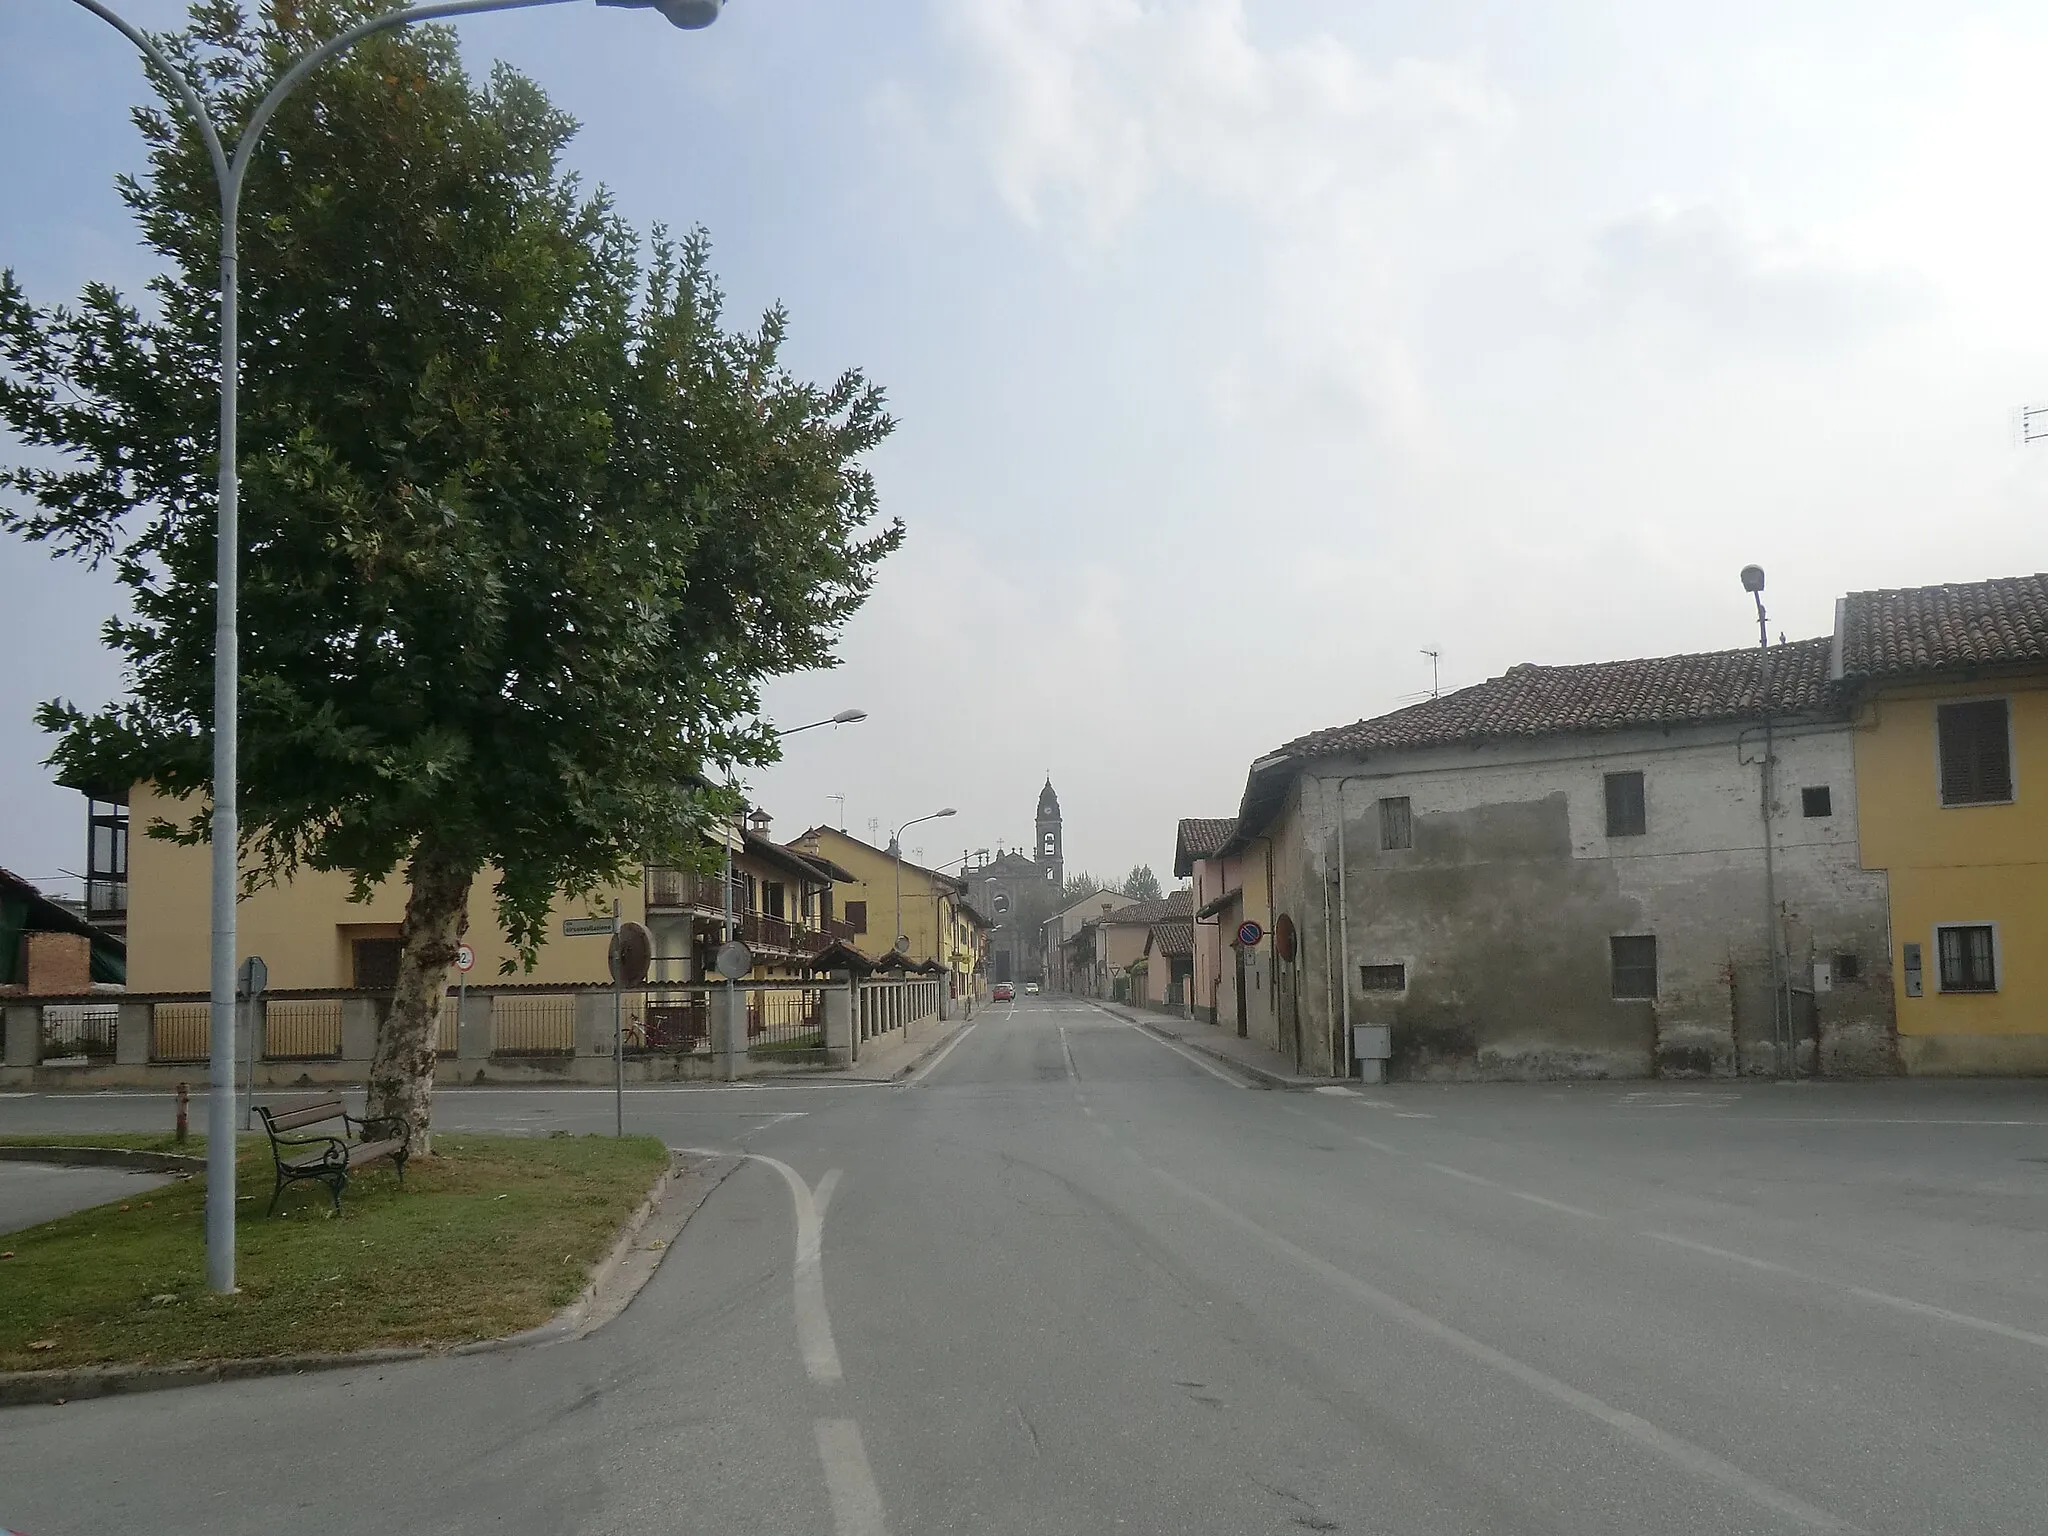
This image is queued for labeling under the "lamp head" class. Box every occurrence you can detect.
[938,807,957,818]
[596,0,723,30]
[831,709,868,724]
[1740,564,1766,595]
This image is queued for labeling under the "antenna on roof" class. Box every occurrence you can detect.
[867,816,881,843]
[829,793,846,831]
[2018,404,2048,444]
[1396,649,1444,705]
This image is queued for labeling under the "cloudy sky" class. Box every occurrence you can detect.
[5,0,2048,897]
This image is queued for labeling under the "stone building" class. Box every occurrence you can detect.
[1229,639,1895,1080]
[973,778,1066,984]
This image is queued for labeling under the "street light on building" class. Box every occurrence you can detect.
[59,0,722,1295]
[1741,564,1790,1077]
[890,808,956,953]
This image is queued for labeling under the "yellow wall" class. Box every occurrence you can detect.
[1855,677,2048,1071]
[797,828,963,970]
[126,785,642,992]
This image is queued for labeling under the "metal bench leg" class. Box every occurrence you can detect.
[394,1151,407,1187]
[327,1172,346,1216]
[268,1171,287,1218]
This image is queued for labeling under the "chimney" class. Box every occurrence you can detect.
[23,930,93,996]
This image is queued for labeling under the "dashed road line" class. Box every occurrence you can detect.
[815,1418,890,1536]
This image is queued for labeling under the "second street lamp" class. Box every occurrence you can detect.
[892,809,957,955]
[60,0,721,1293]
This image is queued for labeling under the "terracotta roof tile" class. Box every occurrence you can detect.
[1838,574,2048,680]
[1274,638,1835,759]
[1147,919,1194,958]
[1176,818,1235,858]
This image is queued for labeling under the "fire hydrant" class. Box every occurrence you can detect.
[175,1081,189,1144]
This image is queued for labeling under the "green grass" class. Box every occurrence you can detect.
[0,1132,669,1372]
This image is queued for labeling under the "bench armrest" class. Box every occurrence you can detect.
[348,1110,410,1144]
[271,1132,351,1167]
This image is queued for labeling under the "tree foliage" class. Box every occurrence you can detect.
[1,0,902,1143]
[1122,863,1162,902]
[1059,871,1105,907]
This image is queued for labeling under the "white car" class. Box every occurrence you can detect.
[1024,982,1040,995]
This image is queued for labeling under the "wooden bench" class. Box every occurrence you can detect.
[254,1099,410,1216]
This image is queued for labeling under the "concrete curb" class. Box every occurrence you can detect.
[1090,1001,1336,1091]
[0,1145,205,1175]
[0,1150,730,1409]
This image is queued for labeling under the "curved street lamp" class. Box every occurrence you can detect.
[891,808,956,953]
[61,0,721,1294]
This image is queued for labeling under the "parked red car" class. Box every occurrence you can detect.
[991,982,1015,1001]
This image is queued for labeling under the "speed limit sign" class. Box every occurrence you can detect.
[455,943,475,973]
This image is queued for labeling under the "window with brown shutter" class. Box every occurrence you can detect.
[1938,700,2013,806]
[1378,796,1412,851]
[845,900,868,933]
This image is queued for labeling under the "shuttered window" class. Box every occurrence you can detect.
[1378,796,1412,851]
[1360,963,1406,992]
[1610,935,1657,999]
[845,901,868,932]
[1604,772,1646,837]
[1937,700,2013,806]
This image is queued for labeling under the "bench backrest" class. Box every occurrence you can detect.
[257,1100,347,1134]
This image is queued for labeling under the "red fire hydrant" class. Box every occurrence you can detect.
[175,1081,189,1144]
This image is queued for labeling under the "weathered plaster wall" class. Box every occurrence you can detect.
[1272,720,1894,1080]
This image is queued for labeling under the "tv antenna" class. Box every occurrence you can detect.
[2020,405,2048,444]
[829,793,846,830]
[867,816,881,844]
[1397,649,1444,705]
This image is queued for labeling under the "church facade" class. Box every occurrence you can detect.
[973,779,1065,984]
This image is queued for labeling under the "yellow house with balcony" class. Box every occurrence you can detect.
[789,826,987,992]
[1835,574,2048,1073]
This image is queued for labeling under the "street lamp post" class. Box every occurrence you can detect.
[890,808,956,956]
[1740,565,1790,1078]
[63,0,720,1294]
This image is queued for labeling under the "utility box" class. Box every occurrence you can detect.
[1353,1023,1391,1084]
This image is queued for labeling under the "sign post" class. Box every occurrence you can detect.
[235,955,266,1128]
[454,942,474,1062]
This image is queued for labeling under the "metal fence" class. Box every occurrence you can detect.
[151,1001,209,1062]
[491,995,576,1055]
[749,984,826,1053]
[39,1003,118,1062]
[264,999,342,1059]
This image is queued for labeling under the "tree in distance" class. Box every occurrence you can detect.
[0,0,902,1151]
[1122,863,1162,902]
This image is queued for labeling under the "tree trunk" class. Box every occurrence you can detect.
[367,841,474,1156]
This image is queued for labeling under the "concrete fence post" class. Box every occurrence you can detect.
[713,986,747,1081]
[116,1001,152,1066]
[458,991,492,1061]
[340,997,379,1062]
[824,978,854,1068]
[574,991,612,1058]
[3,1004,39,1068]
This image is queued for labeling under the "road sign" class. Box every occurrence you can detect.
[1236,920,1263,948]
[562,916,615,937]
[455,943,475,973]
[235,955,268,998]
[609,922,653,985]
[713,939,755,980]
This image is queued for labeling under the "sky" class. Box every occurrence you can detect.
[5,0,2048,898]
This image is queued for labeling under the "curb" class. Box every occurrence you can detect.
[1090,1002,1335,1091]
[0,1146,205,1175]
[0,1150,728,1409]
[886,1018,973,1081]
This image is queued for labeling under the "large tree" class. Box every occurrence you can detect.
[1122,864,1162,902]
[0,0,901,1150]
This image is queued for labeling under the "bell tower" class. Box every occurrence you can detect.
[1035,777,1063,889]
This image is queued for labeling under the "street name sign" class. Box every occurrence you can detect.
[563,916,615,937]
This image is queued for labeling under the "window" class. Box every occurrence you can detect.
[1043,833,1056,855]
[1938,700,2013,806]
[844,900,868,933]
[1610,935,1657,998]
[351,938,402,991]
[1801,786,1833,818]
[1833,952,1860,982]
[1360,963,1406,992]
[1378,796,1412,851]
[1604,772,1646,837]
[1936,924,1997,992]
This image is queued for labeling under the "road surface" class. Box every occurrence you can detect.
[3,995,2046,1534]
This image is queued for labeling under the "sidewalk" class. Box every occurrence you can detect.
[831,1010,976,1083]
[1089,1000,1347,1090]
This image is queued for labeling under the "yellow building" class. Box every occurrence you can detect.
[1837,575,2048,1073]
[789,827,987,991]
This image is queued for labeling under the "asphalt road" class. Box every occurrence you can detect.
[4,996,2047,1534]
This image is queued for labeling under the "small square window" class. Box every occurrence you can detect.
[351,937,402,991]
[1936,924,1997,992]
[1938,700,2013,806]
[1378,796,1412,851]
[1360,963,1407,992]
[845,900,868,932]
[1833,952,1860,982]
[1610,935,1657,999]
[1801,786,1832,818]
[1604,772,1646,837]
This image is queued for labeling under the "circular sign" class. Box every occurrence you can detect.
[1274,914,1297,962]
[608,922,653,986]
[713,939,755,980]
[1236,920,1264,948]
[454,944,475,974]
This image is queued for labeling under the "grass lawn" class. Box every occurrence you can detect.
[0,1132,669,1373]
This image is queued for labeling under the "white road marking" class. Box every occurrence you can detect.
[1148,1165,1857,1535]
[1087,1006,1249,1087]
[1059,1026,1079,1081]
[1393,1111,1434,1119]
[1422,1162,1610,1221]
[1314,1085,1356,1097]
[1427,1162,1500,1189]
[1649,1232,2048,1353]
[675,1145,841,1384]
[745,1111,809,1137]
[1354,1099,1396,1109]
[902,1022,977,1087]
[814,1419,890,1536]
[813,1168,842,1224]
